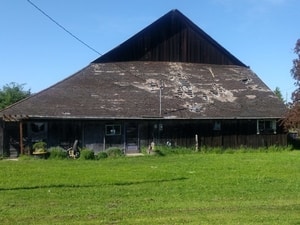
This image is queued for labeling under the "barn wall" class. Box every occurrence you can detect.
[2,122,20,157]
[1,118,287,156]
[0,120,3,156]
[138,119,287,149]
[82,121,126,153]
[83,122,105,153]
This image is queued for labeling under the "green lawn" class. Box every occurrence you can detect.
[1,151,300,224]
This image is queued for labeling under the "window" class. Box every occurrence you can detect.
[257,120,276,134]
[213,121,221,131]
[105,125,121,136]
[29,122,47,142]
[31,122,45,133]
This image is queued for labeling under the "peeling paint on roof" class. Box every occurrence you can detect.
[246,95,257,99]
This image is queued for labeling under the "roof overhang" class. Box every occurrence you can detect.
[1,114,284,122]
[1,114,29,122]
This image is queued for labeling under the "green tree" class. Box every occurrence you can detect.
[291,39,300,102]
[283,39,300,130]
[0,82,31,109]
[274,87,284,103]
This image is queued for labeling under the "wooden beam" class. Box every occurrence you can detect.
[19,121,23,155]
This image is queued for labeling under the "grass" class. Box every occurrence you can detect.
[1,150,300,224]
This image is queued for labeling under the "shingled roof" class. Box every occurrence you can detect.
[0,10,286,121]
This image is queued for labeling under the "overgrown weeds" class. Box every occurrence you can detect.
[14,145,296,161]
[105,147,123,157]
[148,145,294,156]
[48,147,67,159]
[79,148,95,160]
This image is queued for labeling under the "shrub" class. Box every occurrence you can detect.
[97,151,108,160]
[33,141,47,152]
[48,147,67,159]
[79,148,95,160]
[2,151,9,158]
[106,147,123,157]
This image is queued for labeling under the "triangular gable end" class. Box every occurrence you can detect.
[93,9,246,66]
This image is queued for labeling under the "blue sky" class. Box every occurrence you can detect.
[1,0,299,101]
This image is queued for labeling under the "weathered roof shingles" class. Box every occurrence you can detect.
[0,62,286,119]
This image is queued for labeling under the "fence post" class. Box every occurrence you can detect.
[195,134,198,151]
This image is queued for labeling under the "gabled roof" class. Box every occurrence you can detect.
[0,62,286,120]
[0,10,286,121]
[93,9,246,66]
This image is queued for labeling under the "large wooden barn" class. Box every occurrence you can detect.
[0,9,287,156]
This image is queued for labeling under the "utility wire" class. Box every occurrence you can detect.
[27,0,101,55]
[26,1,158,112]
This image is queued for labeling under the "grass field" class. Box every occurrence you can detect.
[1,150,300,224]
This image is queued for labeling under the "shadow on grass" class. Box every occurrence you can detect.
[113,177,187,186]
[0,177,188,191]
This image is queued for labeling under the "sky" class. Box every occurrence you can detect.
[1,0,299,101]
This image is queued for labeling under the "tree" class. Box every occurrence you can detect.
[274,87,284,103]
[283,39,300,130]
[0,82,31,110]
[291,39,300,102]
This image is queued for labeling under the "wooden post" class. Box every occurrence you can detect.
[19,121,24,155]
[151,141,155,151]
[195,134,198,151]
[103,135,106,151]
[123,123,126,155]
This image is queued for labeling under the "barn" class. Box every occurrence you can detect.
[0,9,287,157]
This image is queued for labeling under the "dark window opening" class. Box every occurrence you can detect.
[213,121,221,131]
[257,120,276,134]
[105,125,121,136]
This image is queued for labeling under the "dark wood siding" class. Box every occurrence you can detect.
[2,119,287,155]
[0,121,4,155]
[94,10,246,66]
[139,119,287,149]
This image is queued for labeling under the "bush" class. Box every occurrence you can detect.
[106,147,123,157]
[79,148,95,160]
[33,141,47,152]
[48,147,67,159]
[97,151,108,160]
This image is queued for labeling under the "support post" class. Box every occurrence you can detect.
[123,123,126,154]
[103,135,106,151]
[19,121,24,155]
[195,134,198,151]
[159,86,162,116]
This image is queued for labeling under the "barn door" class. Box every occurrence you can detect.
[125,123,139,153]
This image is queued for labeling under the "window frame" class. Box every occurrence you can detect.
[213,121,221,131]
[105,124,121,136]
[257,119,276,134]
